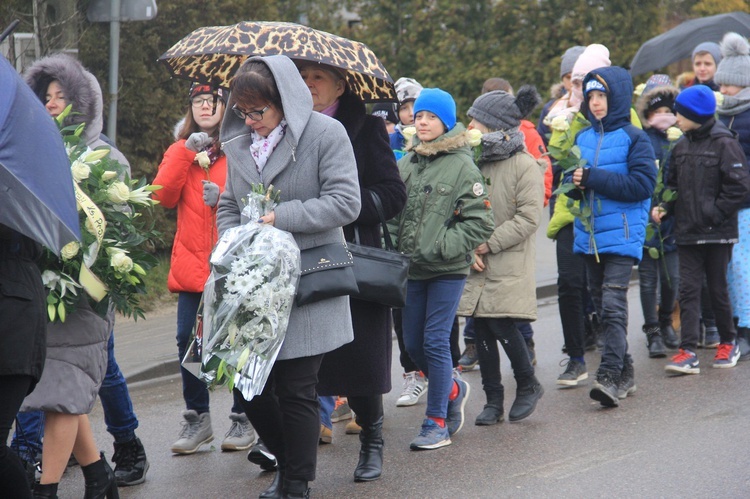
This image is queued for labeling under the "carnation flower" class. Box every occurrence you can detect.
[70,161,91,182]
[466,128,483,147]
[107,181,130,203]
[110,252,134,273]
[60,241,80,260]
[666,127,683,142]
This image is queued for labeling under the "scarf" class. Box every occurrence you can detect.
[319,100,340,118]
[647,112,677,132]
[479,128,525,164]
[718,87,750,117]
[250,119,287,173]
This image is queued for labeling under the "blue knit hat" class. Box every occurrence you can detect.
[413,88,456,130]
[674,85,716,124]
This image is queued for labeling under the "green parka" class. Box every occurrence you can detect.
[388,124,495,280]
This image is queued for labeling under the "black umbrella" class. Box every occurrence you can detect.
[630,11,750,77]
[0,55,80,255]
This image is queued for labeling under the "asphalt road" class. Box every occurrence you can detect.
[55,286,750,498]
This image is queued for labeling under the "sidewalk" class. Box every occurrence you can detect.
[116,210,562,384]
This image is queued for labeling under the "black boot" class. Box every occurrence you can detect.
[354,417,384,482]
[82,453,119,499]
[281,479,309,499]
[33,483,58,499]
[508,377,543,422]
[643,325,666,358]
[660,322,679,349]
[737,327,750,360]
[112,437,149,486]
[259,470,283,499]
[474,398,503,426]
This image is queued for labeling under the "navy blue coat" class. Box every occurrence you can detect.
[719,108,750,210]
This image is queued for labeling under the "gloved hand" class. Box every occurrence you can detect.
[202,180,220,208]
[186,132,213,152]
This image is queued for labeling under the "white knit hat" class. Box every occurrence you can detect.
[571,44,611,82]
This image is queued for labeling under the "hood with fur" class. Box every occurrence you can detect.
[635,85,679,129]
[407,123,472,158]
[24,53,105,146]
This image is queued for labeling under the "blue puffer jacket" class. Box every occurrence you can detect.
[565,66,657,261]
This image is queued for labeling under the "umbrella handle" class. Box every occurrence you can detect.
[0,19,20,45]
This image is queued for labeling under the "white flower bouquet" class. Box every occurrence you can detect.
[189,185,300,399]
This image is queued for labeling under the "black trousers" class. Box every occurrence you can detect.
[555,224,588,358]
[235,354,323,482]
[474,318,534,402]
[0,375,33,498]
[678,244,736,351]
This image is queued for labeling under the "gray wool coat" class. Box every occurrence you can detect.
[217,55,361,360]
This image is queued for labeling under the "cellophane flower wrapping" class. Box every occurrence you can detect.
[190,187,300,399]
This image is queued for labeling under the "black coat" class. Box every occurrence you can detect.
[664,118,750,245]
[317,91,407,396]
[0,227,46,394]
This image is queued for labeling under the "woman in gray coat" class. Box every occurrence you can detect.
[217,55,360,499]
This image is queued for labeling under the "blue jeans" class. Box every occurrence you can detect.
[585,255,635,375]
[516,321,534,342]
[638,249,679,326]
[402,278,466,419]
[463,317,476,341]
[319,395,335,430]
[177,292,243,414]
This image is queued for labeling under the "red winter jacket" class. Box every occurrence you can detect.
[152,139,227,293]
[520,120,553,206]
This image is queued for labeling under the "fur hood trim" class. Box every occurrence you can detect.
[407,123,472,157]
[549,82,566,100]
[635,85,679,128]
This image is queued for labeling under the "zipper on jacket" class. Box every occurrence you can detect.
[587,124,605,254]
[622,213,630,239]
[413,185,431,257]
[221,132,252,149]
[284,136,297,162]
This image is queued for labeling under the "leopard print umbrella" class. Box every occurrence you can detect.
[159,21,397,102]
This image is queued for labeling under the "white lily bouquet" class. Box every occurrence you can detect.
[188,185,300,399]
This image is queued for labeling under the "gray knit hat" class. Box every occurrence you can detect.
[560,46,585,78]
[394,77,423,104]
[692,41,723,65]
[714,32,750,88]
[467,85,541,131]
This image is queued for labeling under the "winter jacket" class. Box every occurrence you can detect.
[520,119,553,205]
[152,140,227,293]
[217,55,360,361]
[317,91,406,397]
[662,118,750,245]
[719,106,750,210]
[642,127,677,252]
[564,67,657,261]
[388,124,495,280]
[457,150,545,320]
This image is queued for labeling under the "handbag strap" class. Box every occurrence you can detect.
[369,191,397,251]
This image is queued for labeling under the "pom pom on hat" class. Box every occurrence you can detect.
[468,85,541,131]
[571,44,611,82]
[714,32,750,88]
[560,46,585,78]
[674,85,716,124]
[413,88,456,130]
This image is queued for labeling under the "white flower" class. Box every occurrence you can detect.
[714,91,724,107]
[101,171,119,182]
[70,161,91,182]
[666,127,683,142]
[60,241,80,260]
[84,217,98,235]
[110,252,134,273]
[195,151,210,169]
[548,114,570,132]
[401,126,416,142]
[41,270,60,287]
[633,83,646,97]
[107,181,130,203]
[466,128,483,147]
[128,185,155,206]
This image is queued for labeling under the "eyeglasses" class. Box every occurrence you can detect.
[232,105,270,121]
[191,96,218,107]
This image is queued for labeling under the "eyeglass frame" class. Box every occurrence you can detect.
[232,104,270,121]
[190,95,221,108]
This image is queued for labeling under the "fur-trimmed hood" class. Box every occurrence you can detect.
[636,85,679,129]
[549,82,566,100]
[24,53,104,147]
[407,123,472,158]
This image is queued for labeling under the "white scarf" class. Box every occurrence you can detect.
[250,119,287,173]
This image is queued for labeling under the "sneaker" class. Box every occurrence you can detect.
[170,410,214,454]
[319,424,333,445]
[330,397,353,423]
[556,359,588,387]
[617,362,636,399]
[458,343,479,370]
[409,419,451,450]
[665,349,700,375]
[446,377,470,436]
[112,437,149,486]
[221,413,256,451]
[704,327,720,348]
[247,439,277,471]
[713,343,740,368]
[396,371,428,407]
[526,338,537,366]
[589,372,620,408]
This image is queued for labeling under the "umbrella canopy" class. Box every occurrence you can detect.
[630,11,750,76]
[159,21,397,102]
[0,56,80,255]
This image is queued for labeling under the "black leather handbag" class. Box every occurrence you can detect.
[347,191,410,308]
[296,240,359,306]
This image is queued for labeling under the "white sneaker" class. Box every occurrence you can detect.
[396,371,428,407]
[221,413,256,451]
[171,410,214,454]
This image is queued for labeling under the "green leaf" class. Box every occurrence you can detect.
[648,247,660,260]
[553,183,577,196]
[581,206,592,218]
[645,225,655,240]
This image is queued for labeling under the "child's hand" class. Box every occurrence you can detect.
[572,168,586,189]
[475,243,490,255]
[651,206,666,224]
[472,253,485,272]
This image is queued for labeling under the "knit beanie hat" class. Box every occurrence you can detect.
[645,90,676,115]
[692,41,723,66]
[584,76,608,97]
[643,74,672,95]
[714,32,750,88]
[467,85,541,131]
[571,44,611,82]
[371,102,398,124]
[190,83,227,103]
[674,85,716,124]
[560,46,585,78]
[395,77,423,104]
[413,88,456,130]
